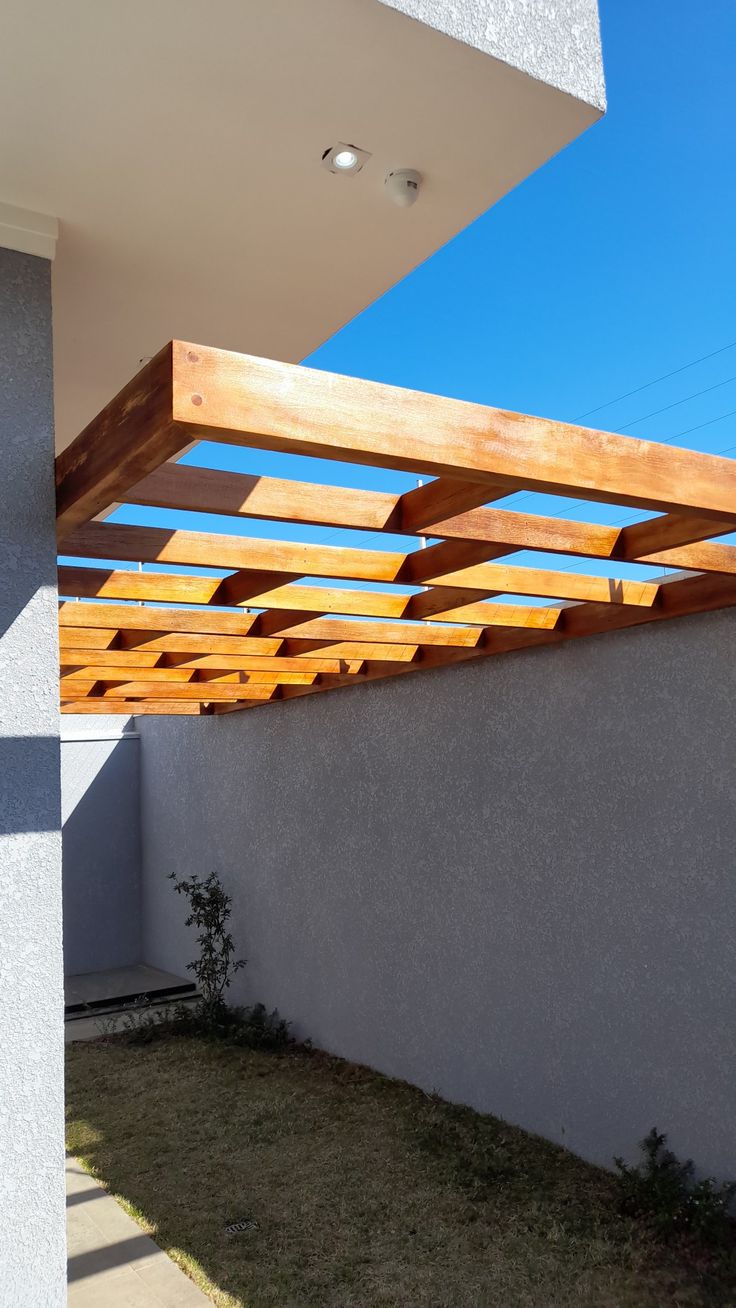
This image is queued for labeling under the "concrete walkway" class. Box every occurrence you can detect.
[67,1157,211,1307]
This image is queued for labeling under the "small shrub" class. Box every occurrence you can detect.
[615,1127,736,1246]
[228,1002,292,1051]
[169,870,245,1025]
[168,871,294,1051]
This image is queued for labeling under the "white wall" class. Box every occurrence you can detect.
[139,609,736,1183]
[61,725,142,975]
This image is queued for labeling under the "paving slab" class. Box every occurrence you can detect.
[66,1157,211,1307]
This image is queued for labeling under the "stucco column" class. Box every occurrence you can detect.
[0,246,66,1305]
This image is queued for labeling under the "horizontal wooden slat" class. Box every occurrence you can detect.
[61,700,205,715]
[424,503,736,573]
[125,463,402,531]
[62,665,195,684]
[172,341,736,521]
[398,478,506,531]
[160,654,365,674]
[57,626,120,650]
[58,601,261,638]
[58,567,223,606]
[268,609,557,642]
[102,681,277,701]
[59,521,408,584]
[416,562,660,606]
[59,648,163,669]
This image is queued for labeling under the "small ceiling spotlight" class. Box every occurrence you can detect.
[322,142,371,175]
[385,168,422,208]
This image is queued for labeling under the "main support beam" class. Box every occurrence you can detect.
[56,343,187,533]
[171,342,736,522]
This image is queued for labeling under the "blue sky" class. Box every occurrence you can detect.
[77,0,736,606]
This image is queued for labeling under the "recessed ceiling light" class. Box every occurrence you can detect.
[334,149,358,170]
[322,142,371,175]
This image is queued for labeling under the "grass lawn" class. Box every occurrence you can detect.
[66,1037,734,1307]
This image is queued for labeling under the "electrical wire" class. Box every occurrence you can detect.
[614,374,736,432]
[572,338,736,422]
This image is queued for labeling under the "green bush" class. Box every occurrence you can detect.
[166,870,293,1050]
[169,870,245,1023]
[615,1128,736,1246]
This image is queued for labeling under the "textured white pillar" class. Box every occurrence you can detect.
[0,245,66,1306]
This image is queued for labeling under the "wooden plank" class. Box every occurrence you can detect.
[286,642,417,663]
[171,340,736,521]
[617,513,731,558]
[61,700,205,715]
[419,504,620,553]
[57,626,119,650]
[401,538,516,583]
[264,609,554,643]
[161,654,365,674]
[398,478,507,532]
[408,599,563,628]
[59,648,163,669]
[184,669,319,685]
[100,681,277,701]
[55,344,189,534]
[60,521,408,585]
[404,585,500,622]
[423,503,736,573]
[58,567,224,606]
[416,562,660,606]
[62,666,196,684]
[124,463,401,531]
[116,631,283,656]
[58,602,261,638]
[237,584,412,621]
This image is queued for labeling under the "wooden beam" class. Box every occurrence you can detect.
[58,601,262,638]
[57,626,119,650]
[59,522,408,585]
[61,700,206,715]
[171,341,736,521]
[58,567,224,606]
[59,648,163,670]
[124,463,401,531]
[415,562,660,606]
[101,681,278,702]
[62,666,196,684]
[55,344,188,534]
[398,478,506,532]
[160,654,365,674]
[115,631,283,656]
[261,609,556,643]
[422,503,736,573]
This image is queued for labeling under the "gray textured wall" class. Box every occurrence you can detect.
[0,248,66,1305]
[378,0,606,110]
[139,608,736,1182]
[61,726,142,975]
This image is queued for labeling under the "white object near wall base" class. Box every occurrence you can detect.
[0,202,58,260]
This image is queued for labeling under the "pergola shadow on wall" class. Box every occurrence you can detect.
[55,340,736,712]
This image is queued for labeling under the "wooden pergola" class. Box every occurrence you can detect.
[56,341,736,715]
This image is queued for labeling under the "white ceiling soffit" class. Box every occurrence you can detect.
[0,0,604,452]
